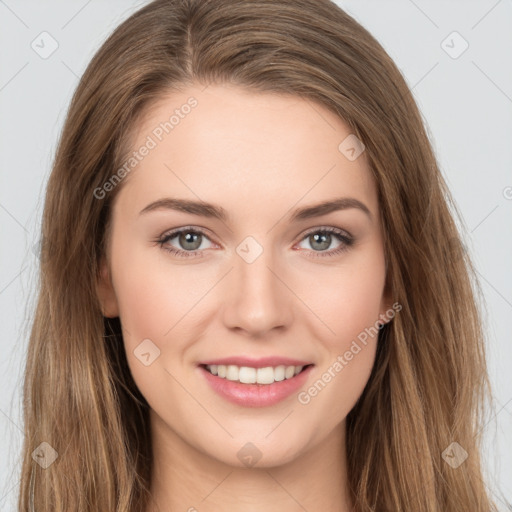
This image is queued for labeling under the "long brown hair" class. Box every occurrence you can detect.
[18,0,500,510]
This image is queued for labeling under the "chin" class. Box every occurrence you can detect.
[203,432,311,470]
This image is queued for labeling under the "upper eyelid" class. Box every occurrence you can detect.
[299,225,352,238]
[159,225,216,243]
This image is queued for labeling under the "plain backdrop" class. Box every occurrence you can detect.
[1,0,511,509]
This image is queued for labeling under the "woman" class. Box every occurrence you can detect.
[18,0,500,510]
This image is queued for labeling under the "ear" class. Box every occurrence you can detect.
[96,257,119,318]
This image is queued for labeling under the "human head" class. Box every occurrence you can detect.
[96,79,393,469]
[20,1,495,511]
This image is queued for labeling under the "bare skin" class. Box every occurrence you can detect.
[97,83,393,511]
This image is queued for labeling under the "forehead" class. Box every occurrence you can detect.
[114,83,377,222]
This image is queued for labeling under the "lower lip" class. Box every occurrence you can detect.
[199,365,314,408]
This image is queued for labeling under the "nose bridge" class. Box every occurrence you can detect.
[222,235,293,334]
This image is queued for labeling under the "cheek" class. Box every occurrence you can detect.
[330,273,384,347]
[109,240,217,389]
[113,269,171,345]
[109,245,199,411]
[110,238,201,341]
[297,341,377,437]
[308,249,386,349]
[297,281,383,428]
[296,251,385,412]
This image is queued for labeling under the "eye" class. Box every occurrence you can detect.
[156,227,214,258]
[295,227,354,258]
[156,226,354,259]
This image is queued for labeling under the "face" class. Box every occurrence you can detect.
[97,83,392,469]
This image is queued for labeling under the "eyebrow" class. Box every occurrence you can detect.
[139,197,372,223]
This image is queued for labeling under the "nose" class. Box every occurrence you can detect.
[221,240,294,337]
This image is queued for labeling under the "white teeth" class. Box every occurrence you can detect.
[256,367,275,385]
[239,366,256,384]
[274,365,285,381]
[205,364,306,384]
[226,365,239,381]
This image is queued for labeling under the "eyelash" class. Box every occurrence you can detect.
[155,226,354,259]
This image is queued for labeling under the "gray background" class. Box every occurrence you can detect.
[1,0,511,509]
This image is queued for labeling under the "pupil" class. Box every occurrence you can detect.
[311,233,330,251]
[180,232,201,250]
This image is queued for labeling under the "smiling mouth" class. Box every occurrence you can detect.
[200,363,313,385]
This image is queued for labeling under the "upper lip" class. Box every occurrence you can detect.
[199,356,314,368]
